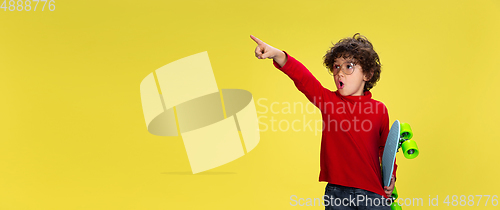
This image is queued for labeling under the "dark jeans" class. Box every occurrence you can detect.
[324,183,392,210]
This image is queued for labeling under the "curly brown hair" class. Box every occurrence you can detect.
[323,33,382,91]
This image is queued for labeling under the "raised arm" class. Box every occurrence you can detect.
[250,35,328,109]
[250,35,287,67]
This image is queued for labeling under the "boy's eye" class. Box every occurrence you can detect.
[347,64,353,69]
[334,65,341,69]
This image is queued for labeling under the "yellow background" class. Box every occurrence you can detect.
[1,0,499,209]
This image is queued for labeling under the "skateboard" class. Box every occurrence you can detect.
[381,120,419,210]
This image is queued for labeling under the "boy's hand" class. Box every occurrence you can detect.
[384,175,396,198]
[250,35,287,67]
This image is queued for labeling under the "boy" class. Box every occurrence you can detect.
[250,33,396,209]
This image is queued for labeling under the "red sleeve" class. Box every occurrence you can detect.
[378,105,397,181]
[273,52,328,109]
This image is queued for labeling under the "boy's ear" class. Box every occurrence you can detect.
[364,71,373,81]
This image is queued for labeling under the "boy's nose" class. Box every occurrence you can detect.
[337,70,346,77]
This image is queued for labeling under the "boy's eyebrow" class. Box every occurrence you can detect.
[334,60,356,64]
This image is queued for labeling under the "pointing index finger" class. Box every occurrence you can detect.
[250,35,264,45]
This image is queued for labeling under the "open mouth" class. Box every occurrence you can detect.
[339,81,345,89]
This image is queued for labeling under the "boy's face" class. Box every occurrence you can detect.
[333,57,369,96]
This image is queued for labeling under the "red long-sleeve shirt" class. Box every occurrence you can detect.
[273,53,397,198]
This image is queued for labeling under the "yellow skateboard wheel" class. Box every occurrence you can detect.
[401,140,419,159]
[400,122,413,140]
[391,186,399,199]
[391,201,402,210]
